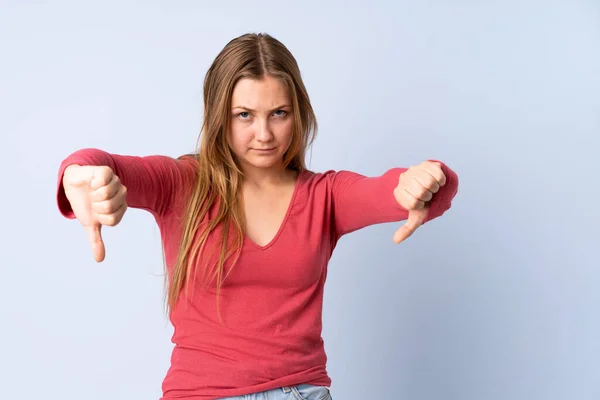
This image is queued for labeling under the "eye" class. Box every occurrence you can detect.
[273,110,287,117]
[238,111,251,119]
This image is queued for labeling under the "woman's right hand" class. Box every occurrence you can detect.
[62,164,128,262]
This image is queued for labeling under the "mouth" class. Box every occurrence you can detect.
[252,147,276,153]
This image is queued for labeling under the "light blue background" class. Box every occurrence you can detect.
[1,1,598,399]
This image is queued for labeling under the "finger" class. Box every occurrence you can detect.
[91,174,122,202]
[92,184,127,215]
[395,169,430,206]
[90,167,114,191]
[403,188,426,209]
[64,164,93,186]
[409,174,435,201]
[84,224,105,262]
[393,210,426,244]
[96,201,127,226]
[422,161,446,186]
[92,198,122,215]
[414,168,440,195]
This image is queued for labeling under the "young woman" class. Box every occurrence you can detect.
[56,32,459,400]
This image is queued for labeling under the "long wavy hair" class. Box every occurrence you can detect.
[166,33,318,319]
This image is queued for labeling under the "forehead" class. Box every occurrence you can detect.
[231,76,291,109]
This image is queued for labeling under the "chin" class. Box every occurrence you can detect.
[244,155,284,170]
[250,160,280,169]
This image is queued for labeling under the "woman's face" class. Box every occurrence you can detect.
[227,75,294,173]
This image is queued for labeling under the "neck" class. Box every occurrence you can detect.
[241,164,296,189]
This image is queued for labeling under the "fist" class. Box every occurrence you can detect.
[392,161,446,244]
[62,165,128,262]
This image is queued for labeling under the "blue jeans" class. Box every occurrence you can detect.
[217,384,332,400]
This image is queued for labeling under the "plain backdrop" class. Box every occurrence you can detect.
[1,1,599,399]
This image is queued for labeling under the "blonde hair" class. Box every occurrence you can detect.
[166,33,318,318]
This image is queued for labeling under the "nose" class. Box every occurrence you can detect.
[255,118,274,143]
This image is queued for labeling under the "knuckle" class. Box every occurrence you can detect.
[94,200,113,214]
[104,215,118,226]
[96,187,109,200]
[101,202,112,214]
[428,178,439,193]
[97,165,109,175]
[99,166,114,182]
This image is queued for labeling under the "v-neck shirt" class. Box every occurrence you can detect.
[56,148,459,400]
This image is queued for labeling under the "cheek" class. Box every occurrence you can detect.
[277,119,294,144]
[227,125,249,153]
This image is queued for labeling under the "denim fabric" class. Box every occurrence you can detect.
[217,384,332,400]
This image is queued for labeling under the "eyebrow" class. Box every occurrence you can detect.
[232,104,291,112]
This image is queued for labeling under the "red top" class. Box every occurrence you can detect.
[56,148,459,399]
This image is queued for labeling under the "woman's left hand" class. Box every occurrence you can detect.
[393,161,446,244]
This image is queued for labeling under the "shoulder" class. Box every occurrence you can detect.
[300,168,391,185]
[177,152,200,166]
[166,153,200,178]
[298,169,338,186]
[297,169,369,194]
[300,169,362,180]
